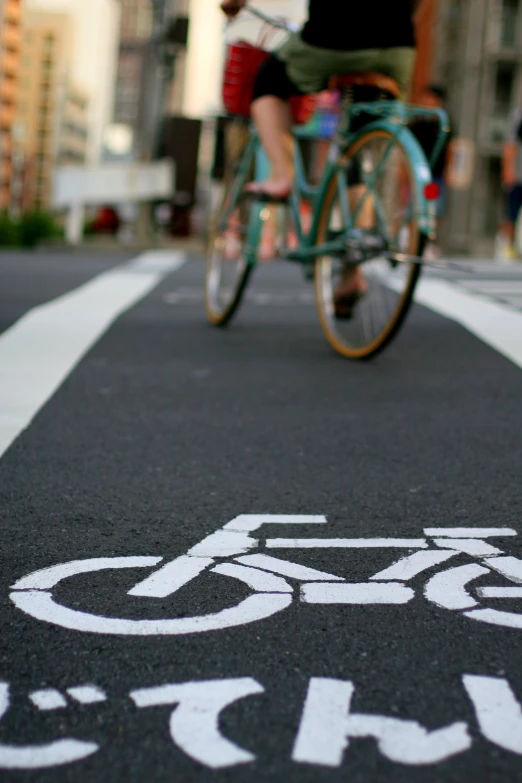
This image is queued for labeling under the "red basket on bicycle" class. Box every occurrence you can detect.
[222,40,269,118]
[222,38,317,123]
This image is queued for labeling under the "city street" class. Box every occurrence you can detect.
[1,247,522,782]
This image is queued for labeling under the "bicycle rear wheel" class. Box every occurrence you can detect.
[314,129,425,360]
[205,120,255,326]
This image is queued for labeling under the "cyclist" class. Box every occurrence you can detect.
[221,0,426,313]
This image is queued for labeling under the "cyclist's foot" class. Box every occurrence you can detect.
[245,178,292,202]
[334,271,368,320]
[223,212,242,260]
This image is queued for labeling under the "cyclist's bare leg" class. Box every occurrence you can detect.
[248,96,294,197]
[334,185,373,299]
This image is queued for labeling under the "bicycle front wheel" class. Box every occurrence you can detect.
[314,129,425,360]
[205,120,255,327]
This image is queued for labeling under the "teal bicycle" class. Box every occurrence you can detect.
[205,8,449,360]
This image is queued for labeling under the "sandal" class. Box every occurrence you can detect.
[333,288,367,320]
[244,189,291,204]
[244,182,291,204]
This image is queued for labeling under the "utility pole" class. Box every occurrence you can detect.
[138,0,180,161]
[135,0,182,243]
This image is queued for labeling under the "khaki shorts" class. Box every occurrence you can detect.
[277,33,416,99]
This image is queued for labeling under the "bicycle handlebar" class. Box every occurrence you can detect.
[244,5,296,32]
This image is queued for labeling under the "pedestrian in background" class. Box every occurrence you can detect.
[498,107,522,260]
[410,84,452,259]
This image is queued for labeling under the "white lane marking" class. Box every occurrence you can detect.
[371,550,458,581]
[11,557,163,591]
[130,678,263,769]
[424,564,490,610]
[10,590,292,635]
[464,608,522,628]
[425,528,517,538]
[211,563,292,593]
[292,678,471,767]
[234,554,344,581]
[476,587,522,599]
[301,583,414,604]
[483,556,522,584]
[267,539,428,549]
[0,251,186,460]
[188,531,258,557]
[412,278,522,370]
[434,539,504,557]
[0,683,98,769]
[29,689,67,711]
[128,556,213,598]
[66,685,107,704]
[463,675,522,754]
[223,514,327,532]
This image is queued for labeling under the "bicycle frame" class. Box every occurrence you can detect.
[219,101,450,271]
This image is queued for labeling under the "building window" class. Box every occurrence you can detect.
[501,0,520,48]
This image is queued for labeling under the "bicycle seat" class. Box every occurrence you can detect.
[328,72,401,99]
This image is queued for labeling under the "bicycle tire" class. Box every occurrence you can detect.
[314,128,425,360]
[205,121,255,327]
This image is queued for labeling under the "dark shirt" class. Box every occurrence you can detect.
[301,0,416,51]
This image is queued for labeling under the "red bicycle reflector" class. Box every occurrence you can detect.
[424,182,440,201]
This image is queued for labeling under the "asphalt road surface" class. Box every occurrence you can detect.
[1,249,522,783]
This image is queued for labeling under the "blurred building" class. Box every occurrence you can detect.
[27,0,120,164]
[0,0,23,210]
[14,9,89,210]
[429,0,522,253]
[113,0,153,137]
[111,0,189,157]
[182,0,306,120]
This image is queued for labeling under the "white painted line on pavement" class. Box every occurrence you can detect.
[10,589,293,635]
[235,554,344,581]
[483,556,522,584]
[29,689,67,711]
[301,582,414,604]
[211,563,292,593]
[424,564,489,610]
[465,607,522,628]
[463,675,522,754]
[0,250,186,460]
[130,679,264,769]
[476,587,522,599]
[11,556,163,591]
[370,550,458,581]
[413,278,522,370]
[128,555,214,598]
[424,528,517,538]
[66,685,107,704]
[223,515,327,532]
[267,538,428,548]
[292,677,471,767]
[433,539,504,557]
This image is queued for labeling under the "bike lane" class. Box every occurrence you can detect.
[0,257,521,782]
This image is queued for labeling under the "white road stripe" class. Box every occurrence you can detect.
[29,689,67,711]
[424,528,517,538]
[463,675,522,754]
[413,279,522,370]
[476,587,522,599]
[301,582,414,604]
[483,556,522,585]
[267,538,428,549]
[424,564,489,610]
[0,251,186,460]
[370,550,458,581]
[66,685,107,704]
[235,554,344,581]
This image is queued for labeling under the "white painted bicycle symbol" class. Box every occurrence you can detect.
[10,515,522,635]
